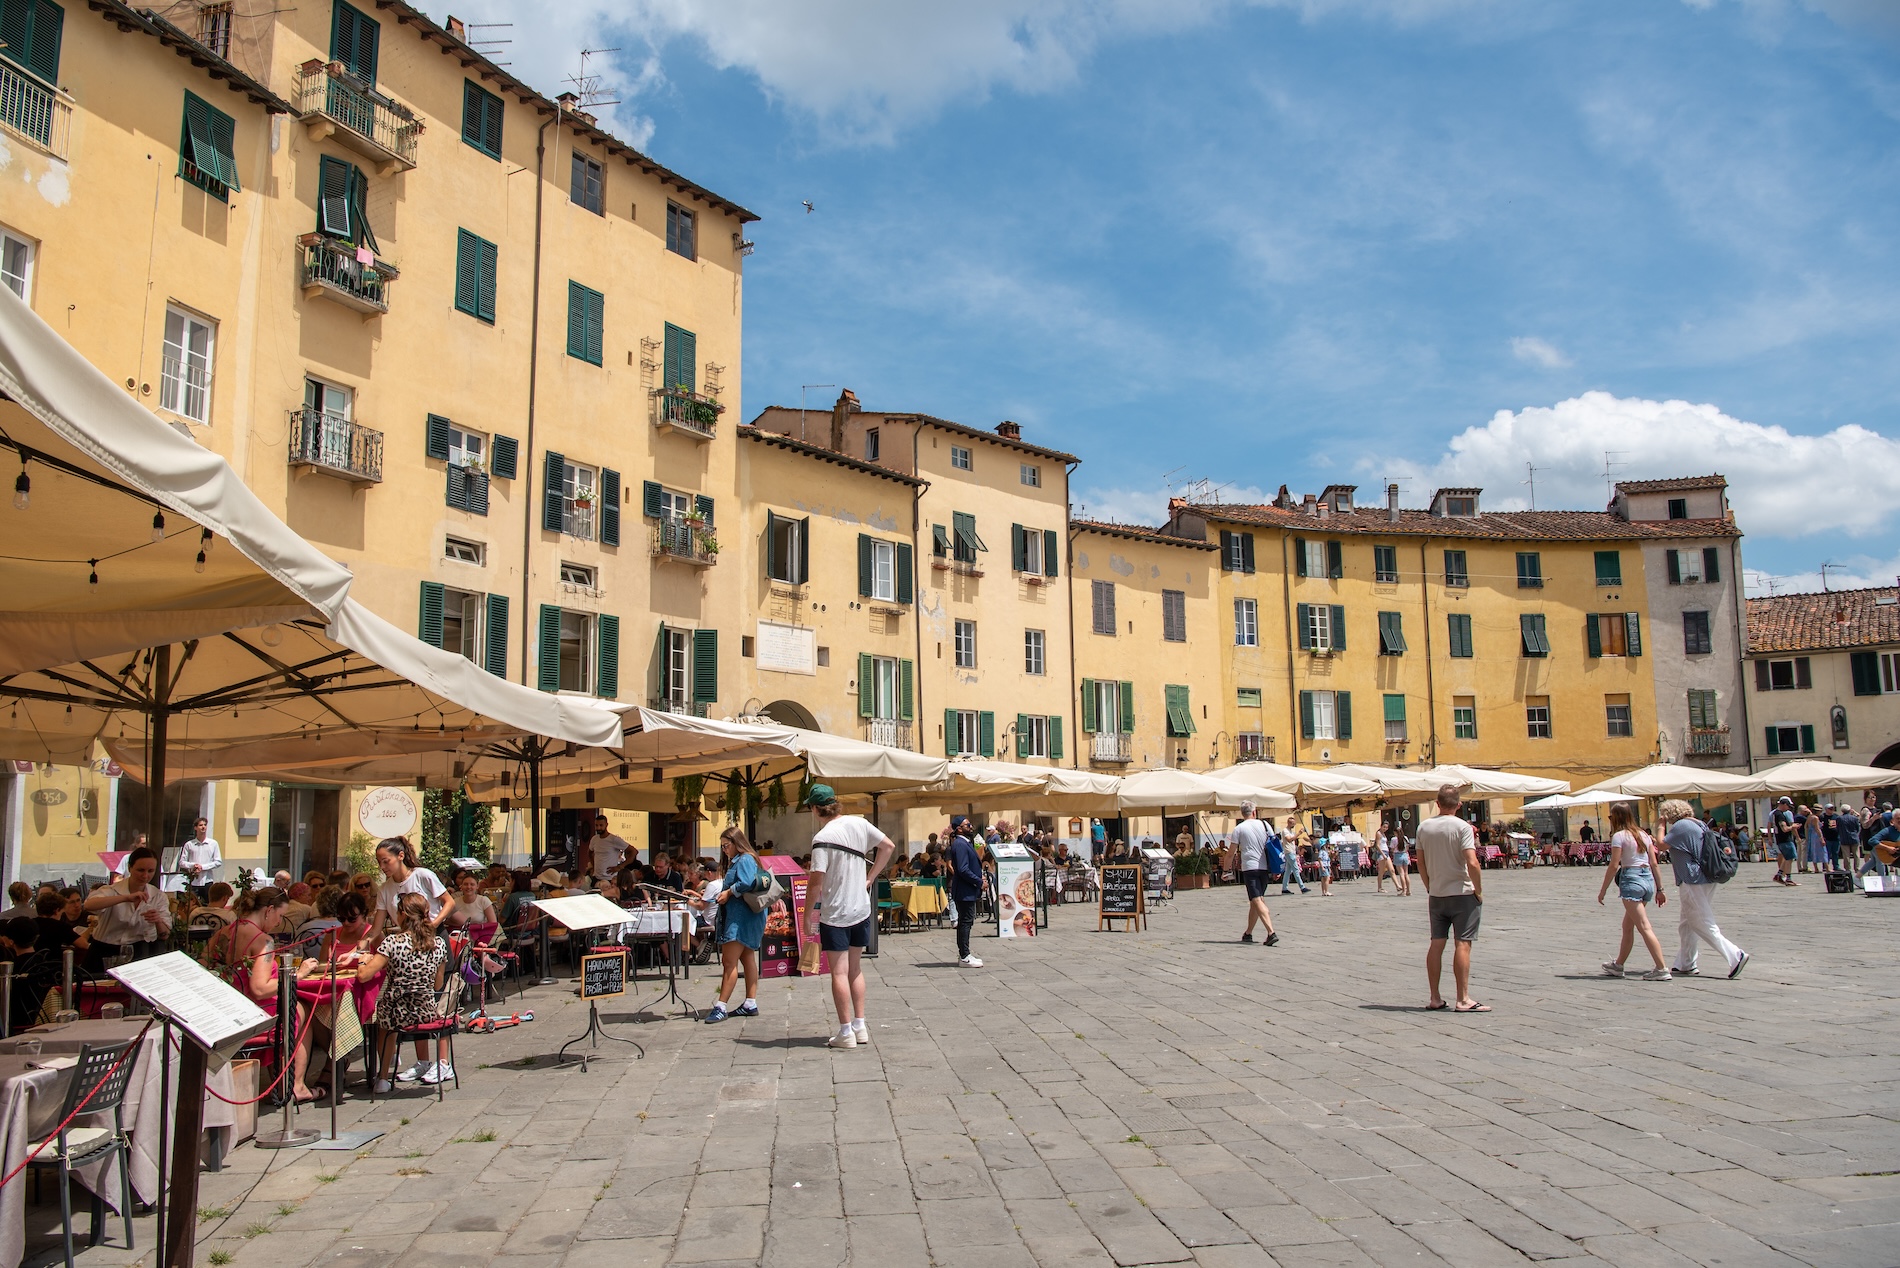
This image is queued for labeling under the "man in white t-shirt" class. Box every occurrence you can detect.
[1231,801,1279,947]
[801,784,894,1050]
[585,813,629,881]
[1415,785,1486,1013]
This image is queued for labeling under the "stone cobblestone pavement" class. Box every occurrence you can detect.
[36,863,1900,1267]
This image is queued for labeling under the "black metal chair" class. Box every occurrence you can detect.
[26,1039,138,1267]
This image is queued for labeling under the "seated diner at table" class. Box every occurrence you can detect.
[83,845,172,971]
[7,918,62,1032]
[188,881,237,931]
[219,886,328,1103]
[355,892,452,1091]
[33,888,87,955]
[446,869,498,930]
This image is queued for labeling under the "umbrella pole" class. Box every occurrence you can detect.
[146,644,170,855]
[528,742,555,986]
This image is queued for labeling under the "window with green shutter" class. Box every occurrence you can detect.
[418,581,445,648]
[179,92,240,200]
[484,593,509,676]
[1594,550,1622,586]
[662,323,696,392]
[1164,685,1194,737]
[1687,688,1718,730]
[1373,545,1398,583]
[692,629,718,703]
[330,0,379,85]
[542,451,566,532]
[979,711,995,758]
[461,79,503,158]
[599,469,620,546]
[1851,651,1882,696]
[900,659,914,721]
[1326,540,1343,579]
[0,0,63,85]
[1048,715,1063,760]
[860,654,876,719]
[1337,691,1352,740]
[1330,604,1347,651]
[536,605,562,692]
[952,511,984,562]
[316,156,375,250]
[490,435,518,481]
[1520,613,1549,658]
[596,614,620,699]
[566,281,603,364]
[1516,551,1542,588]
[1448,612,1473,659]
[1376,611,1406,655]
[454,229,497,323]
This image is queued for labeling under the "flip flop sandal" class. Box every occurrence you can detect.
[1426,1001,1449,1010]
[1453,1002,1492,1013]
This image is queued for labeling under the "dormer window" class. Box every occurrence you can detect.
[1668,498,1687,519]
[1429,488,1481,518]
[1446,495,1476,516]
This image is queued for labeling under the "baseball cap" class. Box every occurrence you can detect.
[1778,796,1792,805]
[801,783,838,807]
[951,815,972,831]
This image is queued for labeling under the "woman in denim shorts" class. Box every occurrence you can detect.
[1597,802,1671,981]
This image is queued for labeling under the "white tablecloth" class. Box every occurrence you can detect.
[606,909,695,940]
[0,1055,70,1268]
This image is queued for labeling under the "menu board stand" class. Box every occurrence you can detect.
[1097,864,1146,931]
[534,896,651,1071]
[560,949,641,1071]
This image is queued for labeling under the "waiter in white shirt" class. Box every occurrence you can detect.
[585,812,630,882]
[178,816,223,898]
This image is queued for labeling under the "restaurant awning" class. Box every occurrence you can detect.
[1741,758,1899,795]
[1423,764,1569,798]
[1114,768,1293,812]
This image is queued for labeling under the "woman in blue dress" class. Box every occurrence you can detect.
[703,826,767,1023]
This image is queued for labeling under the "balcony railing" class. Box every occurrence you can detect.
[287,407,383,485]
[866,718,911,749]
[1687,727,1731,757]
[651,387,723,439]
[300,235,398,315]
[557,500,596,540]
[650,698,708,718]
[653,519,718,567]
[1090,732,1133,764]
[0,60,71,158]
[295,61,421,172]
[1234,737,1277,764]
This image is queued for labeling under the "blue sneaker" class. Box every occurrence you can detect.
[733,1002,759,1017]
[703,1004,728,1024]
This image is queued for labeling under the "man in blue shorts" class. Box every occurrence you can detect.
[802,784,895,1050]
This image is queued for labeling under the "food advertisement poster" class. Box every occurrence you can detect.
[758,854,808,977]
[992,842,1037,938]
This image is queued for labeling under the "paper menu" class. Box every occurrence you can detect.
[531,893,642,932]
[109,952,273,1056]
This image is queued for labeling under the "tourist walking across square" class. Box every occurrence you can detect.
[802,784,895,1049]
[1416,785,1487,1012]
[1233,802,1279,946]
[1598,802,1671,980]
[1272,816,1308,896]
[1658,800,1748,979]
[948,815,985,968]
[1771,797,1798,885]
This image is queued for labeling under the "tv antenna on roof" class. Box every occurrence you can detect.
[1820,561,1841,593]
[1523,461,1544,510]
[1600,450,1627,503]
[567,47,622,110]
[466,22,512,63]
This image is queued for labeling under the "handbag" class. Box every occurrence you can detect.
[741,864,786,914]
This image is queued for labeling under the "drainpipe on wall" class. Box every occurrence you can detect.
[1730,535,1754,774]
[1281,533,1298,766]
[1065,460,1081,771]
[911,425,926,752]
[1419,538,1439,767]
[518,107,557,684]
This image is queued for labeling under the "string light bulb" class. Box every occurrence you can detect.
[195,528,213,571]
[12,466,28,510]
[88,559,98,586]
[151,511,165,542]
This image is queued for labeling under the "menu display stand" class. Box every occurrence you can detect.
[635,883,700,1021]
[1097,864,1145,931]
[533,895,649,1070]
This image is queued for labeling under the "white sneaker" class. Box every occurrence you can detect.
[852,1024,869,1043]
[372,1079,393,1094]
[959,954,984,968]
[395,1063,423,1083]
[418,1062,443,1085]
[825,1031,857,1050]
[432,1061,455,1083]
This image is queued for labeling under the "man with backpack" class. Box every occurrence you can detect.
[1660,800,1747,979]
[1770,797,1798,885]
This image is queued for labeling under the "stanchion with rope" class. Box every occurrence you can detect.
[254,952,318,1149]
[0,1017,154,1190]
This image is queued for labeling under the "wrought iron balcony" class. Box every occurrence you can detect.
[1686,726,1731,757]
[287,407,383,485]
[300,235,397,315]
[295,61,421,173]
[653,519,718,567]
[0,59,71,158]
[651,387,723,439]
[1090,732,1134,764]
[865,718,911,750]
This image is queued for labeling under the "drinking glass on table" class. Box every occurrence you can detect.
[53,1010,79,1024]
[9,1038,41,1058]
[100,1002,124,1019]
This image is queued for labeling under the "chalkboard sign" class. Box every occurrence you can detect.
[1098,864,1144,930]
[581,950,627,1000]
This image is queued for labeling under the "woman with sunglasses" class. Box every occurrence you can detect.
[219,887,326,1103]
[702,826,767,1024]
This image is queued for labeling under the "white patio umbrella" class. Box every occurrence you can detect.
[1323,764,1450,796]
[1424,764,1569,798]
[1115,768,1293,812]
[1206,760,1381,808]
[1521,790,1635,811]
[850,759,1057,812]
[1580,764,1762,799]
[1744,759,1899,795]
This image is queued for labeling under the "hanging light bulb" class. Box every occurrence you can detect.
[88,559,98,586]
[12,466,28,510]
[150,511,165,542]
[63,704,73,727]
[194,548,207,573]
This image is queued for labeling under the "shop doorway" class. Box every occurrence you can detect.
[267,787,339,879]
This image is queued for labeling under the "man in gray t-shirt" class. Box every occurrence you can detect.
[1231,803,1278,947]
[1414,785,1486,1012]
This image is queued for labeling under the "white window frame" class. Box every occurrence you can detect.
[1094,679,1123,733]
[1021,530,1044,575]
[449,423,486,470]
[1305,604,1332,652]
[865,428,880,461]
[442,586,482,662]
[1772,723,1801,754]
[1020,463,1040,487]
[559,561,597,589]
[444,536,485,565]
[952,709,980,756]
[559,609,595,694]
[768,515,805,584]
[304,375,351,419]
[870,539,896,602]
[1024,629,1045,676]
[1023,714,1049,758]
[1882,651,1900,693]
[653,484,690,520]
[954,619,977,668]
[1453,698,1477,740]
[1234,598,1258,647]
[1605,696,1633,738]
[1,227,35,301]
[1384,714,1407,744]
[161,306,216,423]
[1310,690,1337,741]
[661,628,690,707]
[950,445,972,471]
[1526,699,1552,739]
[566,462,601,540]
[870,655,899,720]
[1303,540,1326,578]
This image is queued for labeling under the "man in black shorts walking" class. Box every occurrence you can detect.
[1416,784,1487,1012]
[1232,801,1279,946]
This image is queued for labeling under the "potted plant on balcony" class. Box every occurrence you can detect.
[700,535,720,558]
[571,489,594,510]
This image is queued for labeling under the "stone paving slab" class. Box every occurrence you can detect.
[22,863,1900,1266]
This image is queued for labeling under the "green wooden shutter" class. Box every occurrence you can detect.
[13,0,60,83]
[642,480,663,519]
[461,81,502,158]
[418,581,445,648]
[1337,692,1352,740]
[1118,681,1135,734]
[694,495,714,526]
[1625,612,1642,657]
[1326,540,1343,578]
[1378,611,1406,655]
[1795,657,1812,688]
[425,413,451,460]
[944,709,958,754]
[332,0,378,83]
[1851,651,1881,696]
[1043,529,1059,577]
[1049,716,1063,760]
[1764,726,1780,756]
[900,659,914,721]
[895,543,913,603]
[859,654,874,719]
[764,510,779,579]
[1296,603,1311,651]
[596,614,620,699]
[1330,605,1346,651]
[542,451,565,532]
[691,629,718,703]
[1080,680,1097,733]
[1300,691,1315,739]
[1800,724,1815,754]
[798,517,811,585]
[484,593,509,676]
[585,287,604,365]
[599,469,621,546]
[1219,530,1235,572]
[454,230,496,321]
[476,236,497,321]
[857,534,873,596]
[1703,547,1721,583]
[979,712,995,758]
[490,435,517,480]
[345,165,378,253]
[1449,612,1472,658]
[566,282,590,362]
[1586,614,1602,658]
[1165,685,1194,736]
[1666,550,1680,585]
[181,93,241,193]
[1241,533,1255,574]
[1383,693,1406,723]
[482,89,502,156]
[663,323,696,392]
[464,468,489,516]
[932,524,950,557]
[1294,538,1308,577]
[1016,714,1031,758]
[536,605,561,692]
[317,155,351,236]
[1011,524,1027,572]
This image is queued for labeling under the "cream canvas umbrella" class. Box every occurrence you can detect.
[1424,764,1569,798]
[849,759,1056,813]
[1206,760,1381,808]
[1743,759,1899,795]
[1323,764,1450,796]
[1580,764,1762,798]
[1115,768,1293,811]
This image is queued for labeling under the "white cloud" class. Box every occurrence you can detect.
[1510,336,1572,368]
[1074,484,1272,527]
[1383,390,1900,542]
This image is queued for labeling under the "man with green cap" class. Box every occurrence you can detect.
[801,784,895,1049]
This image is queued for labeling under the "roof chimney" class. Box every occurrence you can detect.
[446,14,467,40]
[1386,482,1400,523]
[828,389,860,453]
[1301,493,1317,516]
[995,420,1021,440]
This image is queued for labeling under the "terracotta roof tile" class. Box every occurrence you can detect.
[1615,474,1728,494]
[738,426,924,487]
[1184,504,1739,542]
[1072,519,1218,550]
[1746,587,1900,654]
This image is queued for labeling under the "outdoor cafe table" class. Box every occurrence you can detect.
[888,882,947,920]
[0,1051,76,1268]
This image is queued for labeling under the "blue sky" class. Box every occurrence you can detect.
[433,0,1900,593]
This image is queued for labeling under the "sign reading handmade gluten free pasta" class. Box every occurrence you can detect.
[581,949,627,1000]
